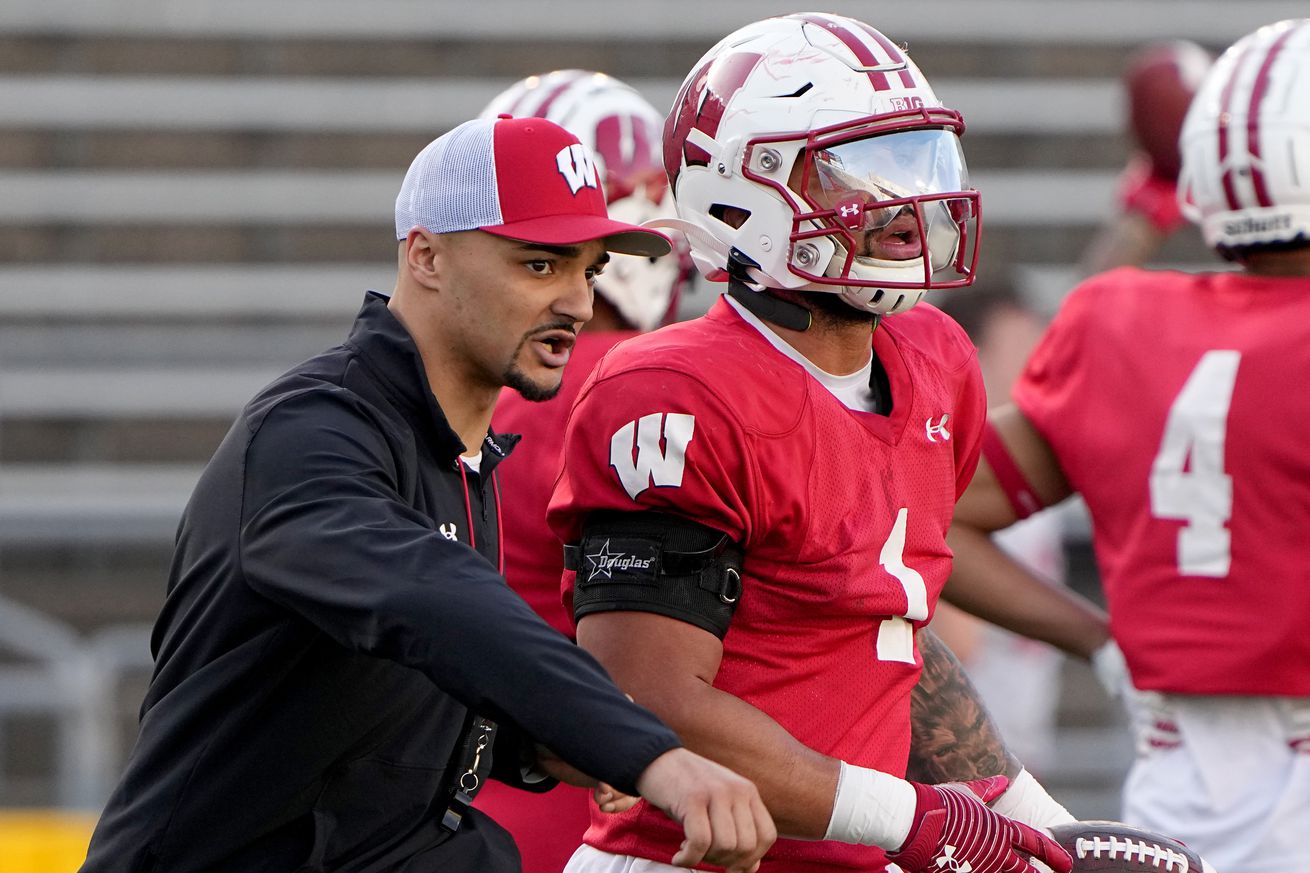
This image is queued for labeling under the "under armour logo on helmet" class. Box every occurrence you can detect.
[835,197,866,230]
[556,143,599,195]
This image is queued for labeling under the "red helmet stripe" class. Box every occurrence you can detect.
[1216,44,1253,211]
[849,18,918,88]
[594,114,624,190]
[501,84,541,119]
[663,57,713,185]
[631,112,653,171]
[528,73,586,120]
[1246,23,1302,208]
[793,13,893,92]
[663,53,761,188]
[595,113,659,199]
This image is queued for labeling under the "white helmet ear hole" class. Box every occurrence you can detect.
[709,203,752,229]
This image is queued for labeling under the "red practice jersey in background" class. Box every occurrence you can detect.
[1014,267,1310,696]
[479,330,638,873]
[548,297,986,871]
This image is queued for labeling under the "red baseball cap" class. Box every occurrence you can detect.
[395,116,672,257]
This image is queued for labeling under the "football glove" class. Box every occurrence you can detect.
[887,777,1073,873]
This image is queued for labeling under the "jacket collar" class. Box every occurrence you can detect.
[346,291,518,472]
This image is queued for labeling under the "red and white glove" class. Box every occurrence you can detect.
[887,777,1073,873]
[1117,153,1185,235]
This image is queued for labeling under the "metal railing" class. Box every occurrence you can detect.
[0,594,152,809]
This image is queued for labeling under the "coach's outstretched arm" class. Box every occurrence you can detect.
[239,390,774,871]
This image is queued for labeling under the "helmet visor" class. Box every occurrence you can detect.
[790,127,979,285]
[805,128,969,225]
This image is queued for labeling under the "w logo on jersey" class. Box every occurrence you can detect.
[609,412,696,500]
[556,143,599,195]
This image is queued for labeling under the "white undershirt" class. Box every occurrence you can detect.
[724,295,877,413]
[460,452,483,474]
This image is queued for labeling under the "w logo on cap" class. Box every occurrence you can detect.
[556,143,600,195]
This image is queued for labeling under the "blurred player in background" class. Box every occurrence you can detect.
[1077,39,1212,276]
[935,37,1214,772]
[927,284,1073,776]
[949,19,1310,873]
[934,38,1213,775]
[474,70,686,873]
[547,13,1075,873]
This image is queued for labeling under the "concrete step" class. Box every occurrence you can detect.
[0,75,1126,137]
[0,464,199,546]
[0,0,1288,47]
[0,168,1126,225]
[0,266,378,319]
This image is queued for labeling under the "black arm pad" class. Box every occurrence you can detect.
[565,511,743,640]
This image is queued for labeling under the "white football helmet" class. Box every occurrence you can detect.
[1178,19,1310,255]
[659,12,980,317]
[482,70,682,331]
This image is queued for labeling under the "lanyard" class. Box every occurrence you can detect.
[456,459,504,574]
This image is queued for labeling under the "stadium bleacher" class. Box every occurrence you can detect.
[0,0,1299,851]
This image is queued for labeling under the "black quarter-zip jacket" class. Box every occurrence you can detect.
[81,292,680,873]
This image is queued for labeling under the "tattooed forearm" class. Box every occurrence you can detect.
[906,628,1022,783]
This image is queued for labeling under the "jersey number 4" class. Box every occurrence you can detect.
[1148,350,1240,577]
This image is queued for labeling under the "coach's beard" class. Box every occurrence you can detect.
[503,351,564,402]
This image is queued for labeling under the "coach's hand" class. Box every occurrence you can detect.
[636,747,776,873]
[888,777,1072,873]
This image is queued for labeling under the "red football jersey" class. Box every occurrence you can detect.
[481,330,639,873]
[548,297,985,871]
[1014,267,1310,696]
[493,330,640,635]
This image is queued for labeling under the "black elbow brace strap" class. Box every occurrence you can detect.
[564,511,744,639]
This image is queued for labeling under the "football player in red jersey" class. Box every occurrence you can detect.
[1076,39,1212,277]
[475,70,688,873]
[949,19,1310,873]
[546,13,1074,873]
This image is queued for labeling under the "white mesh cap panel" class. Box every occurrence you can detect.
[394,119,502,240]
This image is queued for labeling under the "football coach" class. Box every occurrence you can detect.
[78,116,774,873]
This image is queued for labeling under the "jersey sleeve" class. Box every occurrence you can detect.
[547,365,759,552]
[952,350,988,500]
[1011,278,1101,441]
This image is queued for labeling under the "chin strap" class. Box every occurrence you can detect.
[726,279,812,332]
[645,216,814,332]
[644,216,736,270]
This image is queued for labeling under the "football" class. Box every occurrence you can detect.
[1046,821,1216,873]
[1123,40,1212,180]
